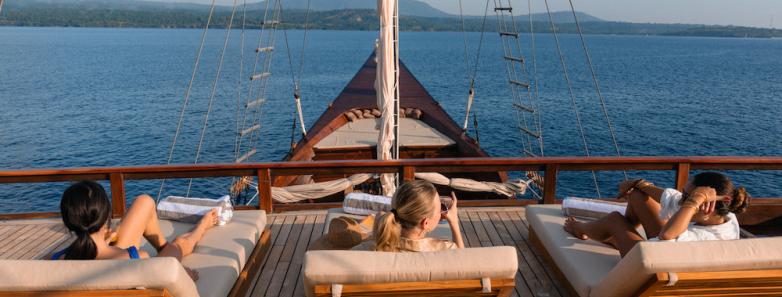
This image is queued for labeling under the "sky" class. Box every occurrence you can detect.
[163,0,782,29]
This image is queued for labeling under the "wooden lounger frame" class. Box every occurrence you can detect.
[313,278,516,297]
[0,223,272,297]
[529,227,782,297]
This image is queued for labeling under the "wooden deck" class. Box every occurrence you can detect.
[0,207,570,297]
[0,219,71,260]
[244,207,571,297]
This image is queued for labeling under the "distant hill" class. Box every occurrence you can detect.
[464,11,603,23]
[2,0,452,17]
[2,0,781,38]
[254,0,451,18]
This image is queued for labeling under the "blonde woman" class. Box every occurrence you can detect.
[353,180,465,252]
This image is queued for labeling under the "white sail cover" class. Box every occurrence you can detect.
[414,172,529,197]
[376,0,397,196]
[271,173,373,203]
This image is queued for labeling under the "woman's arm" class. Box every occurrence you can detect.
[619,179,665,203]
[658,187,717,240]
[445,192,465,248]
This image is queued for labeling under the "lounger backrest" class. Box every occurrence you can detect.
[0,257,199,296]
[302,246,518,297]
[591,237,782,297]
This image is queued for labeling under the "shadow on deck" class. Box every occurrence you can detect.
[245,207,572,297]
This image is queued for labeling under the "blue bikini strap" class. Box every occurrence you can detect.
[51,248,67,260]
[127,246,140,259]
[51,247,139,259]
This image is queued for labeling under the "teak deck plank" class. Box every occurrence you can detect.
[265,215,307,297]
[290,214,326,297]
[506,211,572,296]
[244,208,565,297]
[0,224,38,256]
[278,215,317,297]
[0,207,567,297]
[9,223,58,259]
[251,215,296,297]
[23,224,68,260]
[245,207,570,297]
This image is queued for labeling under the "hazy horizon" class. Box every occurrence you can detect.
[157,0,781,29]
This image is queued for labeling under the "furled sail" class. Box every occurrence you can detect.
[375,0,398,196]
[414,172,529,197]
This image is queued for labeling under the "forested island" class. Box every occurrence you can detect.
[1,0,780,38]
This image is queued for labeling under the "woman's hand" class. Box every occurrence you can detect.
[445,192,459,224]
[617,179,642,199]
[690,186,718,214]
[445,192,465,248]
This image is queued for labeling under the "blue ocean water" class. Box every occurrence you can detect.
[1,27,780,213]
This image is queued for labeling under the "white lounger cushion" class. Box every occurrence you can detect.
[526,204,620,297]
[0,210,266,297]
[140,210,266,297]
[0,257,198,296]
[526,204,782,297]
[302,246,518,297]
[592,236,782,297]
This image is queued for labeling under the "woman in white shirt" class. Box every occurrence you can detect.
[564,172,750,257]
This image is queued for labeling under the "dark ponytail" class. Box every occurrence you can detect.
[60,181,111,260]
[728,187,750,214]
[687,172,751,216]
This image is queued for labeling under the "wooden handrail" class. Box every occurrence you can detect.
[1,156,781,217]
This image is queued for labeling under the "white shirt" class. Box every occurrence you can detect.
[657,188,740,241]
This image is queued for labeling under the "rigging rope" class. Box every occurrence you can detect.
[527,0,544,156]
[230,0,249,192]
[567,0,627,180]
[281,0,312,136]
[157,0,218,201]
[542,0,602,198]
[233,0,248,164]
[459,0,491,131]
[186,0,241,197]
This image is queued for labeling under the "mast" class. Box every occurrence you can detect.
[376,0,399,196]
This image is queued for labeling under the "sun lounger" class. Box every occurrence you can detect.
[302,246,518,297]
[526,204,782,297]
[0,210,270,297]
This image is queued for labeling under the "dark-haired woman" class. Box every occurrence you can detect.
[564,172,750,257]
[51,181,216,280]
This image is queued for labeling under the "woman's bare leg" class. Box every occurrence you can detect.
[564,211,625,241]
[623,191,665,238]
[114,195,167,250]
[564,211,644,256]
[157,209,217,260]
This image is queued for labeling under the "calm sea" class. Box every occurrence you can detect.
[1,27,780,213]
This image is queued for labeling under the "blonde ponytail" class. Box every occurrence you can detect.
[374,211,402,252]
[373,180,438,252]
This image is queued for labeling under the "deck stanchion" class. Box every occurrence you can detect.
[257,169,273,212]
[402,166,416,182]
[109,173,126,218]
[676,163,690,191]
[543,164,559,204]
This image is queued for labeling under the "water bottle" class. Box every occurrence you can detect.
[217,195,233,226]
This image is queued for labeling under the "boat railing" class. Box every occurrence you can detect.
[1,156,781,225]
